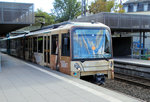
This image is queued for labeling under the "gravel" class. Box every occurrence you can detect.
[101,79,150,102]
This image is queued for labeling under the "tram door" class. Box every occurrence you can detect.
[51,35,59,71]
[60,33,70,75]
[44,36,50,66]
[29,38,32,61]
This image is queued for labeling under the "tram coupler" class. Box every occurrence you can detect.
[94,73,105,85]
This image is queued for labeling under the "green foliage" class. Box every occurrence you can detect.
[53,0,81,22]
[113,3,125,13]
[89,0,115,14]
[106,0,115,12]
[34,9,55,26]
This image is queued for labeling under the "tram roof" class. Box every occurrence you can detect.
[31,22,109,32]
[27,22,110,36]
[1,22,109,40]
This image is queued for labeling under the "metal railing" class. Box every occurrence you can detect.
[131,48,150,59]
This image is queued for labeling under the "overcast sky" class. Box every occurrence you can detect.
[0,0,127,13]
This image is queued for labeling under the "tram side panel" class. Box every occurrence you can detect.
[37,36,44,66]
[59,30,71,75]
[49,30,71,75]
[43,34,51,67]
[30,35,44,66]
[25,38,29,61]
[9,39,16,56]
[50,33,59,70]
[13,38,24,59]
[0,40,7,53]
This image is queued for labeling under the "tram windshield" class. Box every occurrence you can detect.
[72,28,112,60]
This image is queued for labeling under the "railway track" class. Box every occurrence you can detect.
[81,73,150,102]
[82,73,150,88]
[114,59,150,88]
[114,59,150,80]
[114,73,150,88]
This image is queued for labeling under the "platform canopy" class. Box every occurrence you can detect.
[73,12,150,32]
[0,2,34,36]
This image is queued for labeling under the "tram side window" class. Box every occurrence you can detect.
[25,39,28,51]
[61,33,70,56]
[0,41,2,48]
[38,37,43,53]
[10,40,12,49]
[33,37,37,52]
[15,39,17,48]
[13,40,16,49]
[51,35,58,55]
[10,40,15,49]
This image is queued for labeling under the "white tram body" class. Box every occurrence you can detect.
[0,22,114,79]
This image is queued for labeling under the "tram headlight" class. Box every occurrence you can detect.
[110,61,113,68]
[74,63,81,71]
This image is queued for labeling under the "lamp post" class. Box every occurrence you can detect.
[82,0,86,16]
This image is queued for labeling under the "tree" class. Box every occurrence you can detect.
[113,0,125,13]
[53,0,81,22]
[106,0,115,12]
[89,0,115,14]
[34,9,55,26]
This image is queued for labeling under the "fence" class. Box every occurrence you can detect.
[73,12,150,31]
[131,48,150,59]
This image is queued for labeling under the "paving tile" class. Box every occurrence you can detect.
[0,89,7,102]
[0,53,141,102]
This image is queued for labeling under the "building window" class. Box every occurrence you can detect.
[144,4,148,11]
[38,36,43,53]
[133,4,137,12]
[25,39,28,51]
[33,37,37,52]
[61,33,70,56]
[51,35,58,55]
[137,3,143,11]
[148,4,150,11]
[128,4,133,12]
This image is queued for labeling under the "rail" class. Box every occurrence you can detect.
[115,73,150,88]
[114,59,150,80]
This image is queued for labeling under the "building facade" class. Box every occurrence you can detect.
[123,0,150,15]
[123,0,150,57]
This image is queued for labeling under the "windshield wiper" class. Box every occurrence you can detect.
[100,54,109,62]
[81,59,85,63]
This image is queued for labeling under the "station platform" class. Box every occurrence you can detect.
[0,53,142,102]
[114,57,150,67]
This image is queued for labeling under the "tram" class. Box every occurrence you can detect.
[0,22,114,81]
